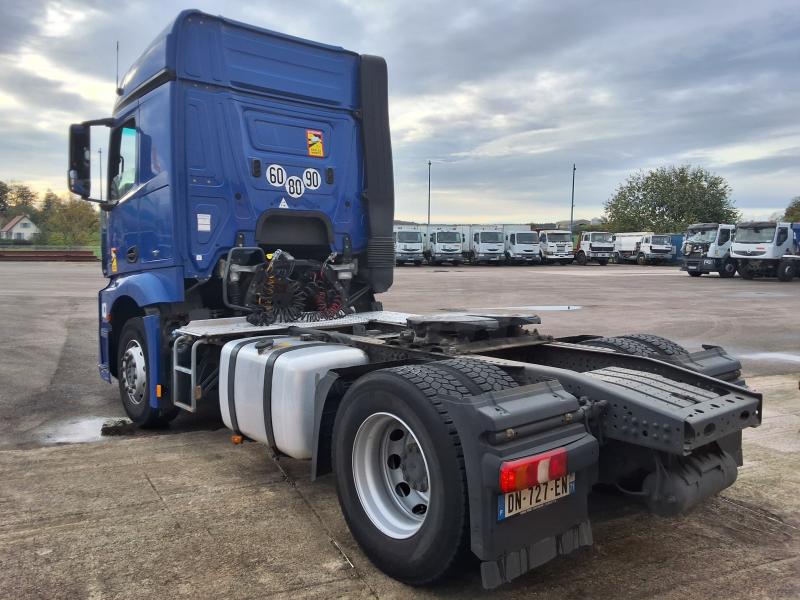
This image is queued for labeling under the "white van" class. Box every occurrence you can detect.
[503,225,540,264]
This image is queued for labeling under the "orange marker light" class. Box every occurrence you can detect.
[156,384,162,398]
[231,434,244,445]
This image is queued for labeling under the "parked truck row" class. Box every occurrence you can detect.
[68,11,763,590]
[395,225,682,266]
[682,221,800,281]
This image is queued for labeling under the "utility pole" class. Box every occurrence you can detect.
[569,163,576,233]
[98,148,103,201]
[427,160,432,230]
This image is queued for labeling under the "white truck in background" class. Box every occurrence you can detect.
[731,221,800,281]
[574,231,614,265]
[425,224,464,265]
[503,225,540,264]
[614,232,673,265]
[393,224,424,266]
[537,230,573,264]
[467,224,505,264]
[681,223,737,278]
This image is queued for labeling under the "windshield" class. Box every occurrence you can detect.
[735,226,776,244]
[686,228,717,243]
[548,232,571,242]
[480,232,503,243]
[396,231,421,243]
[590,233,613,243]
[515,232,536,244]
[652,235,671,245]
[435,231,460,243]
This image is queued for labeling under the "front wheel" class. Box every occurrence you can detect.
[777,259,796,282]
[718,258,737,278]
[636,253,648,266]
[576,251,587,265]
[738,262,756,280]
[117,317,178,428]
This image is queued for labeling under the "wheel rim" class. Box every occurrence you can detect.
[352,412,431,539]
[121,340,147,406]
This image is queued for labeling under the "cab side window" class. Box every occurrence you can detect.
[474,233,479,243]
[510,234,515,244]
[777,228,789,244]
[718,229,731,244]
[539,233,546,243]
[109,121,137,201]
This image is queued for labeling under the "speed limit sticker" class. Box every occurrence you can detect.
[303,168,321,190]
[266,164,286,187]
[285,176,305,198]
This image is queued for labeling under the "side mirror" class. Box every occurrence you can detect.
[68,124,91,198]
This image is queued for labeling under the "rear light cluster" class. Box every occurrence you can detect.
[499,448,567,493]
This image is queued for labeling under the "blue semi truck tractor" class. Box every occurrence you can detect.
[68,11,762,589]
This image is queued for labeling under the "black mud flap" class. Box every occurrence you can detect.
[442,380,599,589]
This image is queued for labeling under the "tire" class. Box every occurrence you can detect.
[540,253,547,265]
[636,253,647,266]
[738,262,756,280]
[718,258,736,278]
[429,357,519,393]
[777,259,795,282]
[618,333,689,357]
[580,336,655,356]
[333,365,474,585]
[116,317,178,428]
[576,252,587,265]
[597,258,608,266]
[688,271,702,277]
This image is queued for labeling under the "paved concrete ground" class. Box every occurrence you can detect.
[1,262,798,599]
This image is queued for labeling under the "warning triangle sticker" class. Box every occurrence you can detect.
[279,198,289,208]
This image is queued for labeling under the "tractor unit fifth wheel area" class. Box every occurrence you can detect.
[68,11,762,590]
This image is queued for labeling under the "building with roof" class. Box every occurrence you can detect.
[0,215,40,241]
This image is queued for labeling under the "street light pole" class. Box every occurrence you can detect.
[427,160,431,230]
[98,148,103,201]
[569,163,576,233]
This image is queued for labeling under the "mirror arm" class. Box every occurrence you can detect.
[82,118,114,127]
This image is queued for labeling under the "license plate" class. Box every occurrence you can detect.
[688,265,697,270]
[498,473,575,520]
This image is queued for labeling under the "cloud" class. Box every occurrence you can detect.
[0,0,797,222]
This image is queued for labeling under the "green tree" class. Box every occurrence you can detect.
[604,165,740,232]
[46,197,99,246]
[784,196,800,222]
[0,181,9,215]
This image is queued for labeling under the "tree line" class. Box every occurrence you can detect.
[0,181,99,246]
[603,165,798,233]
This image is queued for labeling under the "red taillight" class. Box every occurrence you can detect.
[499,448,568,493]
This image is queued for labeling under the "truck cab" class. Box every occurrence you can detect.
[614,232,672,265]
[468,225,505,264]
[538,230,573,264]
[681,223,736,278]
[425,225,464,265]
[732,221,800,281]
[393,225,424,266]
[67,10,392,414]
[503,225,539,264]
[575,231,613,265]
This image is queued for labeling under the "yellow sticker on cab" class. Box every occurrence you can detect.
[110,247,118,273]
[307,129,324,157]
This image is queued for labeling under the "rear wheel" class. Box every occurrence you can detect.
[777,259,795,282]
[580,336,655,356]
[718,258,737,278]
[619,333,688,357]
[116,318,178,428]
[333,362,515,585]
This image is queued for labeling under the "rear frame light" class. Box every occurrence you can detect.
[499,448,568,494]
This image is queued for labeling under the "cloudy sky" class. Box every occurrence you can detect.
[0,0,797,222]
